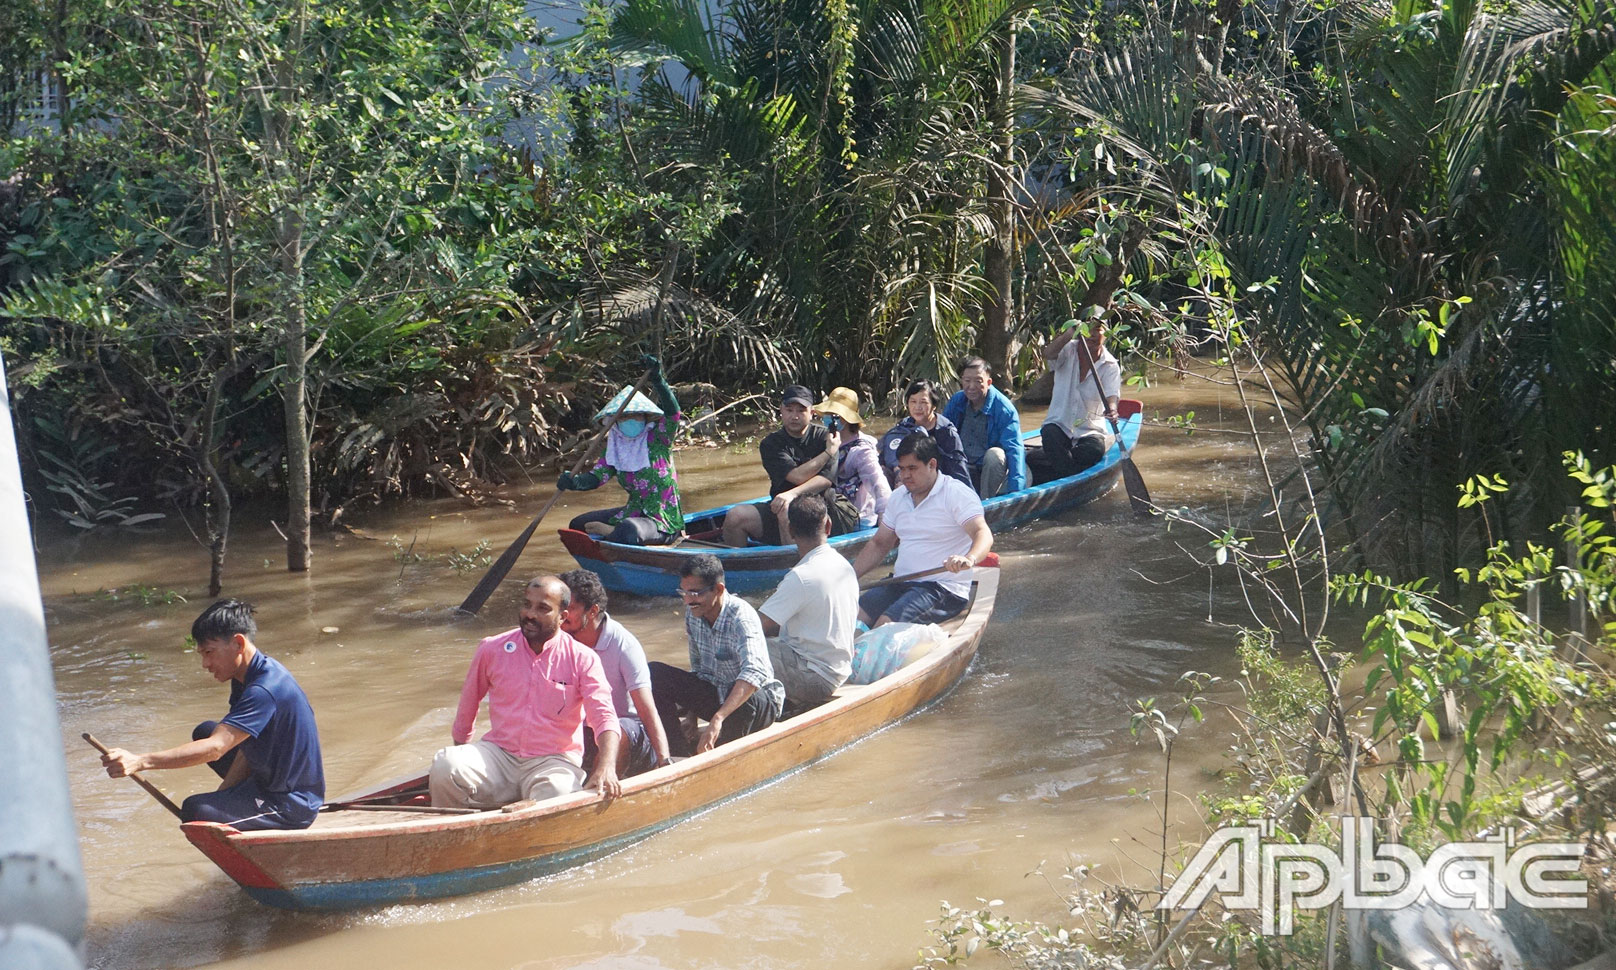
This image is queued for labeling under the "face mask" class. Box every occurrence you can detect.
[616,418,647,438]
[822,415,839,431]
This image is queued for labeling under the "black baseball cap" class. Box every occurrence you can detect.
[780,385,814,408]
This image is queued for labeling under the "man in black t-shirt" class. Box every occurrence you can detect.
[722,385,861,546]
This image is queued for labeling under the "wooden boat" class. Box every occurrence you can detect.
[560,399,1142,595]
[181,559,1001,911]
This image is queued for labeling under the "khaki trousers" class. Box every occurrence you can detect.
[429,739,585,809]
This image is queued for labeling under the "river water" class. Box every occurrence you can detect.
[42,367,1276,969]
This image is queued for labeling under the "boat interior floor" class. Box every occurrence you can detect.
[306,805,481,829]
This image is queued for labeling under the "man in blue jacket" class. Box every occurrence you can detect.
[943,357,1028,498]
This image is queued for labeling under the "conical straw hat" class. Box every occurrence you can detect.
[592,386,664,423]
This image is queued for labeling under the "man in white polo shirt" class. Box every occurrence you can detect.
[851,433,994,626]
[759,494,860,713]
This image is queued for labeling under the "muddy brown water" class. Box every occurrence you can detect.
[43,367,1279,969]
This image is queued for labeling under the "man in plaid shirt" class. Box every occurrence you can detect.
[649,554,785,755]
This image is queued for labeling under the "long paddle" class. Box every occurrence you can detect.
[860,564,950,589]
[1076,331,1154,516]
[83,732,184,818]
[457,366,658,616]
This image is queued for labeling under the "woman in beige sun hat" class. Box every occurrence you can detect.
[816,387,891,528]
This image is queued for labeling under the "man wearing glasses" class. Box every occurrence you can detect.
[649,555,785,755]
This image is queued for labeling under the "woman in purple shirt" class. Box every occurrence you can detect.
[815,387,891,527]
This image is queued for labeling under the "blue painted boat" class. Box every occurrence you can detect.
[559,401,1143,595]
[179,561,1001,910]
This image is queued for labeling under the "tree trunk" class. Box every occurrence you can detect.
[190,23,237,596]
[979,18,1018,383]
[199,369,232,597]
[52,0,71,174]
[282,225,311,572]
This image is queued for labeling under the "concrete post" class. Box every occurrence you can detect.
[0,352,87,969]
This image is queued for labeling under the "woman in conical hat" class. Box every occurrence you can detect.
[557,356,685,545]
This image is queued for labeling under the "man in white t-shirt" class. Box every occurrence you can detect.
[1031,319,1121,481]
[758,494,860,713]
[850,434,994,627]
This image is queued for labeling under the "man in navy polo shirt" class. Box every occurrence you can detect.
[100,599,325,830]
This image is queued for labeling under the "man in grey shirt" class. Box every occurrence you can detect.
[560,569,675,775]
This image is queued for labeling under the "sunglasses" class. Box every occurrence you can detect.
[677,585,716,599]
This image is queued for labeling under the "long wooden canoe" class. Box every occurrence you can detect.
[560,400,1141,596]
[180,559,1001,911]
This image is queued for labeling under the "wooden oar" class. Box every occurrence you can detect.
[1079,336,1154,516]
[83,732,183,819]
[457,366,658,616]
[860,564,950,589]
[669,535,732,549]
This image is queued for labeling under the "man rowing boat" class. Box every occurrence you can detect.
[852,434,994,627]
[99,599,325,830]
[1027,320,1121,480]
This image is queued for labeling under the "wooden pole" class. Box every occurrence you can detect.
[82,733,184,819]
[1079,331,1153,515]
[1564,505,1588,663]
[860,564,950,590]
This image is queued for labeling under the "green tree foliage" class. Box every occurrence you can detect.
[1022,0,1616,576]
[1195,0,1616,576]
[597,0,1037,388]
[2,0,553,583]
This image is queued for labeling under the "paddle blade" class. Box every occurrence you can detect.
[1121,458,1155,516]
[457,511,548,616]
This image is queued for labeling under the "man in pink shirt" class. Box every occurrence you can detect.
[430,575,622,808]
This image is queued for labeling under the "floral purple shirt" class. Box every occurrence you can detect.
[582,412,686,534]
[835,433,890,527]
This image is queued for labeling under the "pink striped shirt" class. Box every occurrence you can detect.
[451,627,619,762]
